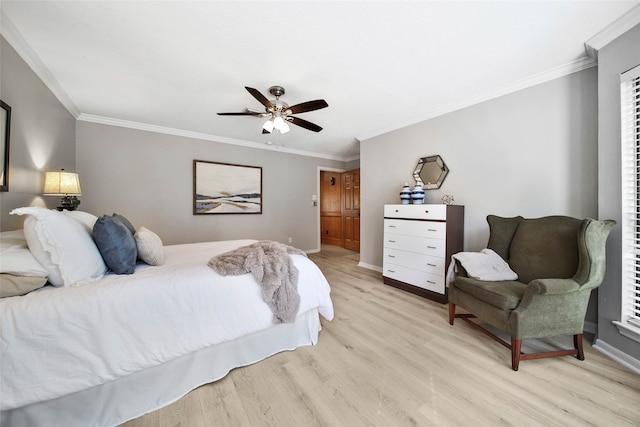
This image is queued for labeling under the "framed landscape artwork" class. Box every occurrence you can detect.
[193,160,262,214]
[1,100,11,192]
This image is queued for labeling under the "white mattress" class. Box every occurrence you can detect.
[0,240,334,411]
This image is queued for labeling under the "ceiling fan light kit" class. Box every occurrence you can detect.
[218,85,328,135]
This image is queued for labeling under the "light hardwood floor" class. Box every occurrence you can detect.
[123,245,640,426]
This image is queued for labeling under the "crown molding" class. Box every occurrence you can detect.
[77,114,349,161]
[585,5,640,59]
[357,56,597,142]
[343,154,361,163]
[1,12,80,117]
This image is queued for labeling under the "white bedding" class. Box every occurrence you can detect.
[0,239,334,411]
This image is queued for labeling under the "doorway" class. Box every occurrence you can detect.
[319,168,360,252]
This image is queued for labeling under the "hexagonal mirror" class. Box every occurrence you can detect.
[413,155,449,189]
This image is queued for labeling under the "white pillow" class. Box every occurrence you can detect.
[11,207,106,287]
[0,230,49,277]
[60,210,99,236]
[134,227,165,266]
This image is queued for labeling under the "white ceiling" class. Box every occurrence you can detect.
[2,1,640,161]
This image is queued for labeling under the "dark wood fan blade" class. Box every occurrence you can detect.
[217,111,263,116]
[287,116,323,132]
[285,99,328,115]
[245,87,274,109]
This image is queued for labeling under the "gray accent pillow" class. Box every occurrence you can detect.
[111,213,136,235]
[93,216,137,274]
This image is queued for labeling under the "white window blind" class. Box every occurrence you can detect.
[621,64,640,334]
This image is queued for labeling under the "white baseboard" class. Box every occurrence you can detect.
[592,339,640,374]
[358,262,382,272]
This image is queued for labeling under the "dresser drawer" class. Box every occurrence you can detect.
[384,204,447,220]
[383,233,445,257]
[384,219,446,239]
[383,248,445,275]
[382,264,445,294]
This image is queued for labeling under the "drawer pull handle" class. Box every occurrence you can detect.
[427,263,436,267]
[426,280,436,285]
[387,269,395,273]
[389,225,396,228]
[388,240,396,243]
[428,229,437,232]
[388,255,395,258]
[424,210,429,213]
[427,246,437,249]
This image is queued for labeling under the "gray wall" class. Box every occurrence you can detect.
[361,68,598,265]
[360,68,600,323]
[0,37,76,230]
[76,121,345,251]
[595,23,640,363]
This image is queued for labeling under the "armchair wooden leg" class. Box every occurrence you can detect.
[448,303,456,325]
[511,338,522,371]
[574,333,585,361]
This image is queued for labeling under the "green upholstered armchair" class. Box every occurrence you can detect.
[448,215,615,371]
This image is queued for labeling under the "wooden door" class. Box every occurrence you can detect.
[320,171,342,246]
[342,168,360,252]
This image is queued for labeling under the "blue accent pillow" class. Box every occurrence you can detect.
[93,216,137,274]
[111,213,136,235]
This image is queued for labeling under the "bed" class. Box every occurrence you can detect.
[0,207,334,427]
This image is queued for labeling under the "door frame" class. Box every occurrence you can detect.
[315,166,346,252]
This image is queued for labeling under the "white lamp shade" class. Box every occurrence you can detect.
[43,171,82,195]
[273,116,290,134]
[263,119,274,133]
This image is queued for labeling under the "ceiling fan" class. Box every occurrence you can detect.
[217,86,328,134]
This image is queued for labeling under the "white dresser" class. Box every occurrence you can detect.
[383,204,464,303]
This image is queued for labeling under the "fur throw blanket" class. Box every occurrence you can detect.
[207,241,307,323]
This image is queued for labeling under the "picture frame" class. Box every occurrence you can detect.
[0,100,11,192]
[193,160,262,215]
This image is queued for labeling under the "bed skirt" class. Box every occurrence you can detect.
[0,309,322,427]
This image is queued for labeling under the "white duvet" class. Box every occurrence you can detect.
[0,240,334,411]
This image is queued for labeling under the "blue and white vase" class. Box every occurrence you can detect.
[411,183,425,205]
[399,183,411,204]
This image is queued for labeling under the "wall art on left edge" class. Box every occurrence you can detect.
[193,160,262,214]
[1,100,11,192]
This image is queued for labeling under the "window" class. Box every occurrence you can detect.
[618,63,640,342]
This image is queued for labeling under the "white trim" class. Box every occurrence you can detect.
[357,57,596,142]
[613,320,640,344]
[343,153,361,163]
[0,13,80,117]
[358,262,382,273]
[77,114,346,161]
[585,5,640,59]
[593,337,640,375]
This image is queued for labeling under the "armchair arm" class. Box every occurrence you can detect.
[511,278,590,338]
[526,278,580,295]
